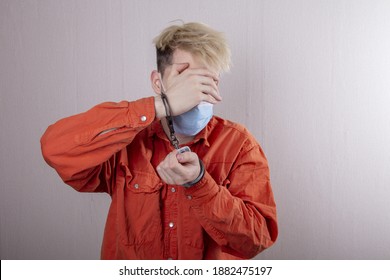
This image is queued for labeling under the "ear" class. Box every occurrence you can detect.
[150,70,162,95]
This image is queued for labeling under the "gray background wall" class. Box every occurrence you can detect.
[1,0,389,259]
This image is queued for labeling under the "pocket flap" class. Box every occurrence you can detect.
[127,170,162,193]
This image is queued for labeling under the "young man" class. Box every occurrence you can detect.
[41,22,278,259]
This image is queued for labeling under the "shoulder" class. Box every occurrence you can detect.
[209,115,253,138]
[207,116,260,152]
[211,115,248,132]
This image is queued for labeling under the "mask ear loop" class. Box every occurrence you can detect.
[159,73,180,149]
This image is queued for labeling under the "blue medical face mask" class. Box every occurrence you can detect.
[172,102,213,136]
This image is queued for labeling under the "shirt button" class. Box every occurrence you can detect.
[171,187,176,193]
[140,115,147,122]
[187,195,192,200]
[134,183,139,189]
[168,222,174,228]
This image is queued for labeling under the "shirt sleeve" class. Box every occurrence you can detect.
[40,97,156,194]
[184,141,278,259]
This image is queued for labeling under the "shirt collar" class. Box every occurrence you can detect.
[148,117,215,148]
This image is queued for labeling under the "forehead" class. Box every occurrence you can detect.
[171,49,219,73]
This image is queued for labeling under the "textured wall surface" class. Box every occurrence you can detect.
[1,0,389,259]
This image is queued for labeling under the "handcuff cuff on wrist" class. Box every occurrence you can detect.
[160,91,205,187]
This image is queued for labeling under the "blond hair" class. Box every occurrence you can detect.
[153,22,231,74]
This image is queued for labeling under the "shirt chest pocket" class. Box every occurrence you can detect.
[117,168,163,246]
[127,171,162,193]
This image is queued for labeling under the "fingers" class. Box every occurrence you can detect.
[184,68,219,82]
[176,150,198,165]
[168,63,190,79]
[157,150,200,185]
[156,151,182,185]
[196,77,221,102]
[169,65,220,88]
[182,70,221,103]
[162,65,221,116]
[156,166,176,185]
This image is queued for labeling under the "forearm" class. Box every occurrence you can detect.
[41,97,156,188]
[183,140,278,258]
[184,172,277,258]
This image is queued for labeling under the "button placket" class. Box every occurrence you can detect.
[162,184,178,260]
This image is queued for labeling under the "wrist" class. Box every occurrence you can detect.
[154,96,166,119]
[182,159,205,188]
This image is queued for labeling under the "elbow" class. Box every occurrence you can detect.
[252,218,278,258]
[40,127,63,170]
[243,217,279,259]
[227,229,278,259]
[40,123,69,169]
[40,128,69,180]
[40,131,55,167]
[242,238,276,259]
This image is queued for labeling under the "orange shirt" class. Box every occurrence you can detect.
[41,97,278,259]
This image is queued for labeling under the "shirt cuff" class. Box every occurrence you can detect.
[127,97,156,127]
[183,171,220,204]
